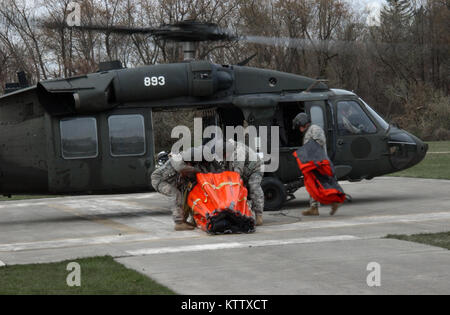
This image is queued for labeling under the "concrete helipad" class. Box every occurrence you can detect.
[0,177,449,294]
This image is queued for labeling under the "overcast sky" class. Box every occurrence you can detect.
[345,0,386,25]
[347,0,386,8]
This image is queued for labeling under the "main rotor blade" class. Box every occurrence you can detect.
[238,35,351,51]
[41,20,237,42]
[42,21,158,35]
[237,33,420,54]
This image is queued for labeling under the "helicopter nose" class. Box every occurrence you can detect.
[414,138,428,163]
[387,129,428,170]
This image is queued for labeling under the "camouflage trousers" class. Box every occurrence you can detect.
[247,172,264,216]
[157,182,184,223]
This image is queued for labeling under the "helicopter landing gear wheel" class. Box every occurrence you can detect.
[261,177,287,211]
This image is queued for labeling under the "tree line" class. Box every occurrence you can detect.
[0,0,449,140]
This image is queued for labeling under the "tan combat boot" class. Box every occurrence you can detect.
[330,203,340,216]
[256,215,263,226]
[174,222,196,231]
[186,219,197,228]
[302,206,319,216]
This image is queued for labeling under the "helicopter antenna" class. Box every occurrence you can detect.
[237,53,257,66]
[303,79,329,93]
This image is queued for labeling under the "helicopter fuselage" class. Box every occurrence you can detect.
[0,61,428,209]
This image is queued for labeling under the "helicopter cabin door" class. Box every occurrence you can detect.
[331,99,388,180]
[271,100,331,184]
[47,109,155,193]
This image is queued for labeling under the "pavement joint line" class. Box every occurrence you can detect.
[0,193,160,208]
[0,232,207,252]
[260,211,450,233]
[0,234,162,252]
[125,235,361,256]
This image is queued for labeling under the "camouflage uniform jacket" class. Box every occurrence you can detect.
[303,124,327,152]
[225,140,264,215]
[227,140,264,182]
[151,150,219,194]
[150,158,179,194]
[303,124,329,208]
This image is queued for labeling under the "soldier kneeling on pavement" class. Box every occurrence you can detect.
[150,146,209,231]
[210,138,265,226]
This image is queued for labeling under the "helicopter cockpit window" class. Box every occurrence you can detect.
[337,100,377,135]
[60,117,98,159]
[108,114,146,157]
[360,98,390,131]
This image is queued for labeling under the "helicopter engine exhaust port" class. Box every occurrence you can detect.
[36,72,118,115]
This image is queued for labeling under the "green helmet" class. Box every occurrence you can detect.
[292,113,310,129]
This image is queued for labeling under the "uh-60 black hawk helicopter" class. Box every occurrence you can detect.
[0,20,428,210]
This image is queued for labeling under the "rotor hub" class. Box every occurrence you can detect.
[153,20,235,42]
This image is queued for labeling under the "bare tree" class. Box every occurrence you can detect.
[0,0,49,80]
[0,0,448,139]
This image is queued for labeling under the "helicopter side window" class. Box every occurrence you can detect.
[108,114,146,157]
[310,106,325,130]
[337,101,377,135]
[60,117,98,159]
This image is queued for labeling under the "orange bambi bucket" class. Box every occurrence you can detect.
[187,171,256,234]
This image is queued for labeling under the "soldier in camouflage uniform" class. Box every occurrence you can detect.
[212,139,265,226]
[150,147,204,231]
[293,112,340,216]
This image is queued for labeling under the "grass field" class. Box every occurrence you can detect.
[386,232,450,250]
[0,195,59,202]
[0,256,175,295]
[389,141,450,180]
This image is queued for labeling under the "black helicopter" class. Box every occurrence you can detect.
[0,20,428,210]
